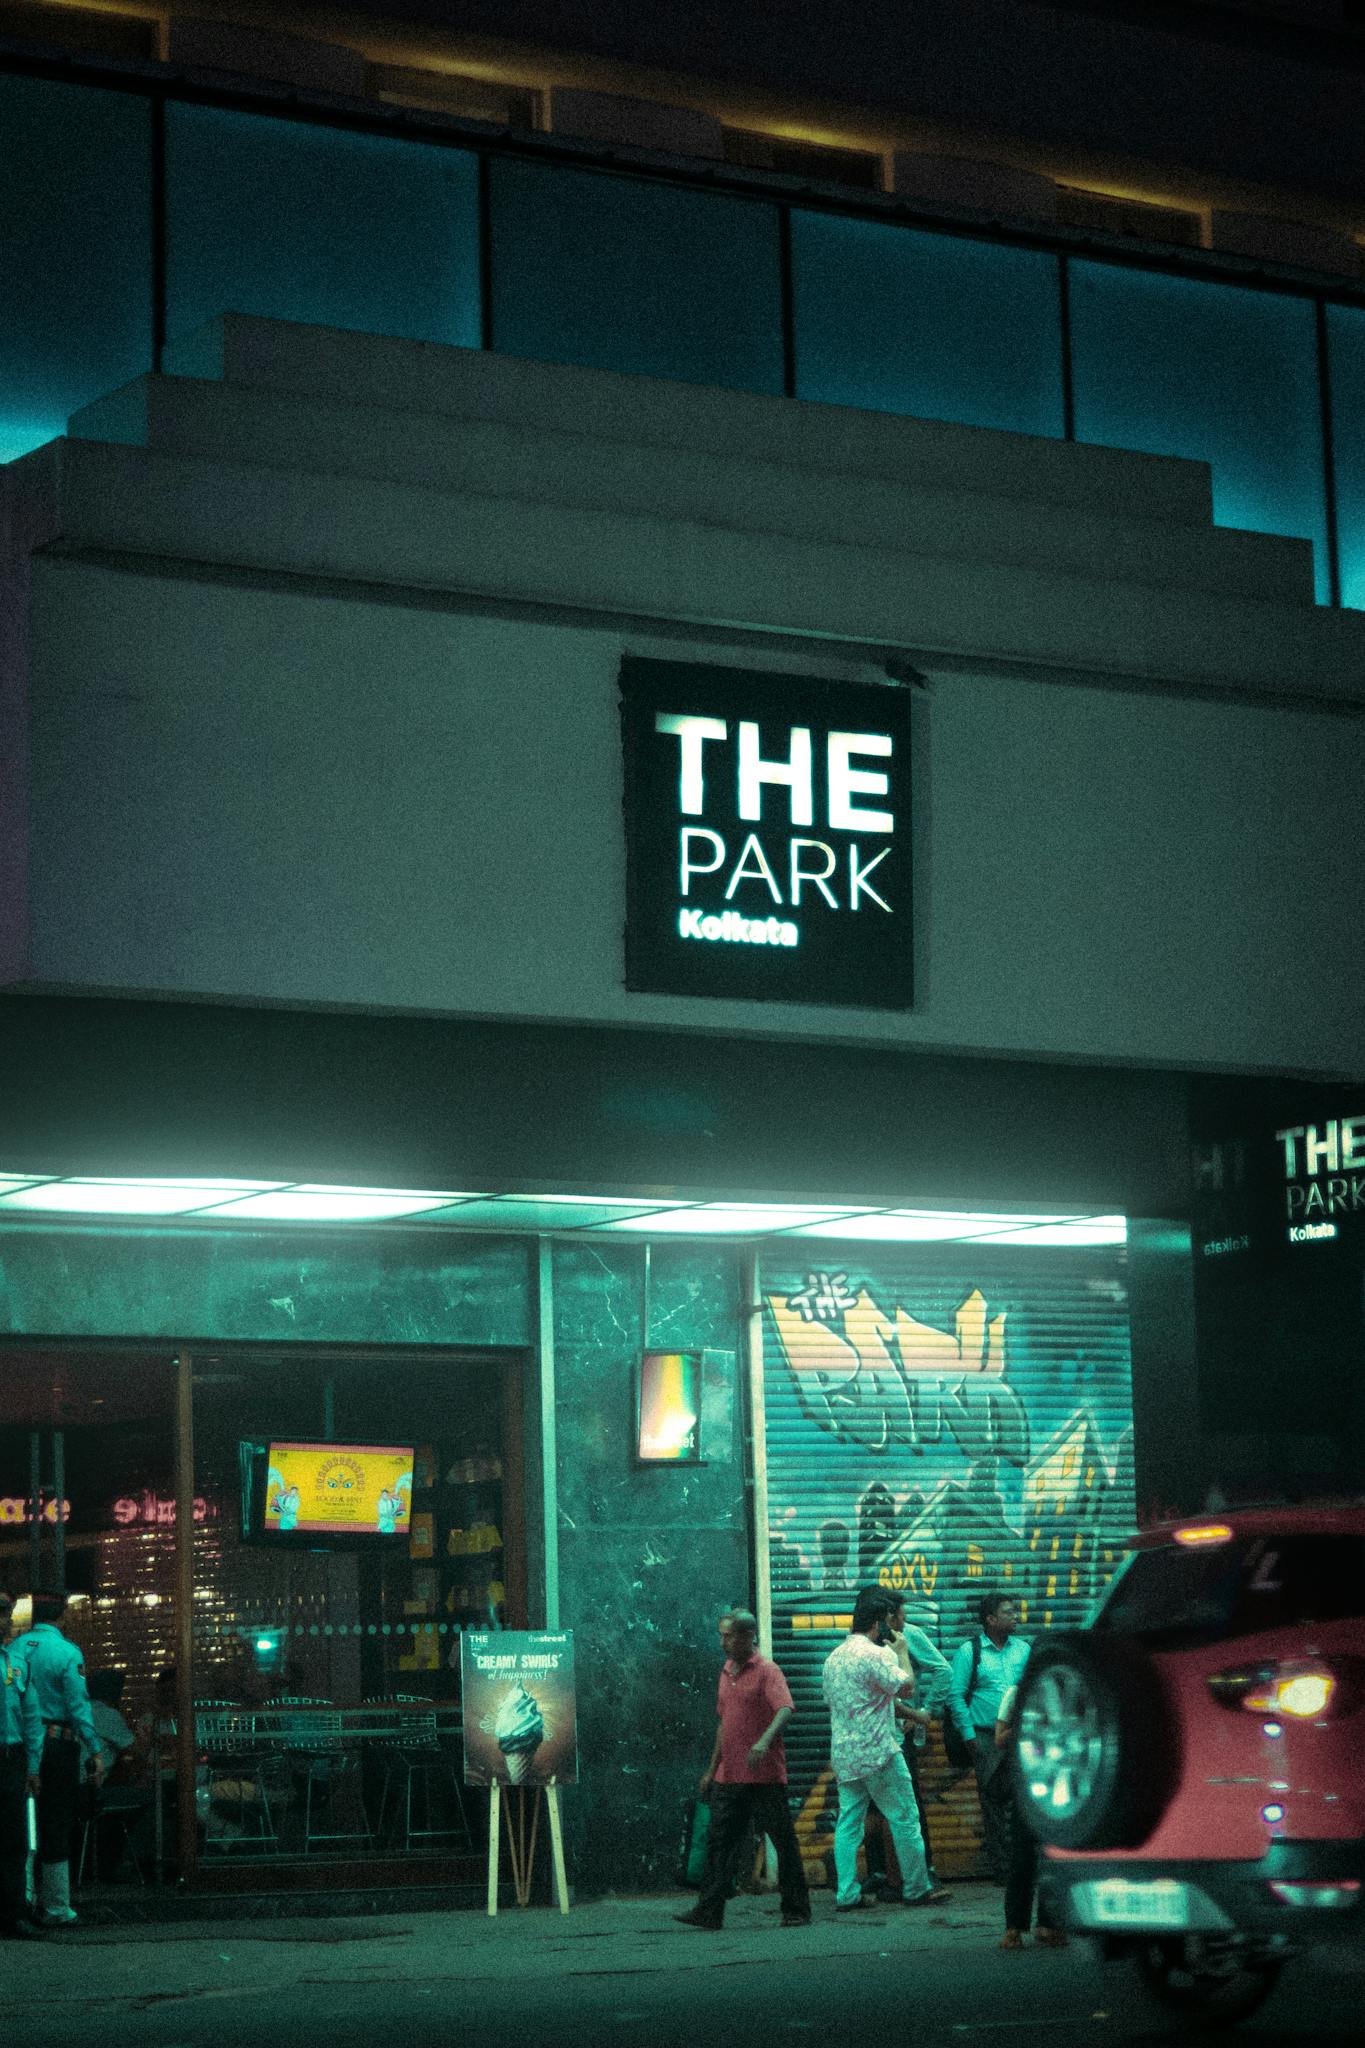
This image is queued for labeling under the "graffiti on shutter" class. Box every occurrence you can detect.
[761,1247,1134,1882]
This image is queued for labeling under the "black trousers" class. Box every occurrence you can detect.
[35,1734,81,1864]
[694,1783,810,1926]
[864,1737,934,1882]
[1003,1796,1056,1932]
[0,1747,30,1927]
[972,1731,1013,1882]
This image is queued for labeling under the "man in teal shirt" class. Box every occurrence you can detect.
[0,1591,44,1939]
[948,1591,1031,1882]
[12,1592,102,1927]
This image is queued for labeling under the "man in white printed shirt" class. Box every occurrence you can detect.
[821,1587,952,1912]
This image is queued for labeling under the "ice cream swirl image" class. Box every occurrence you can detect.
[490,1681,545,1784]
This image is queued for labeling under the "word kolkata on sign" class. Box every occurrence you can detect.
[1277,1116,1365,1244]
[620,658,914,1008]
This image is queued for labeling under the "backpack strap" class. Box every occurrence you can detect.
[963,1631,983,1709]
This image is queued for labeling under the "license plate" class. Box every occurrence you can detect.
[1086,1878,1192,1930]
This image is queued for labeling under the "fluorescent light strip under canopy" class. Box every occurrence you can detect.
[0,1175,1126,1244]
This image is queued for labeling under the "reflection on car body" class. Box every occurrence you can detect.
[1010,1507,1365,2027]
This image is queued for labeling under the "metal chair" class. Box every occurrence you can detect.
[287,1711,373,1854]
[198,1712,279,1851]
[76,1785,148,1887]
[365,1695,473,1852]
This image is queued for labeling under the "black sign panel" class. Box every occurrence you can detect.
[621,657,914,1009]
[1193,1104,1365,1267]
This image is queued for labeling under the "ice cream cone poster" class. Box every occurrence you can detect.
[461,1631,577,1787]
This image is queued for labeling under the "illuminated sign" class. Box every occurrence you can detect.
[636,1351,703,1463]
[0,1494,215,1527]
[1193,1109,1365,1262]
[1277,1118,1365,1244]
[0,1496,69,1525]
[620,658,914,1009]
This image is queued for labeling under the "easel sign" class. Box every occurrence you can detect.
[461,1630,575,1916]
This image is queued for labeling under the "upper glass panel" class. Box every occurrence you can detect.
[1070,261,1329,602]
[489,159,784,394]
[165,107,480,352]
[791,212,1065,439]
[1326,304,1365,612]
[0,74,152,463]
[1095,1534,1365,1645]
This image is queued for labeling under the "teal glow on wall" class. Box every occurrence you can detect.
[0,1226,531,1346]
[791,212,1065,440]
[0,73,151,463]
[1070,261,1329,602]
[1326,304,1365,612]
[489,159,784,394]
[165,107,480,354]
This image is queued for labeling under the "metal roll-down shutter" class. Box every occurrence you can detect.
[760,1243,1135,1880]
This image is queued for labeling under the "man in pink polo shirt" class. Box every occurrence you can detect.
[675,1608,810,1931]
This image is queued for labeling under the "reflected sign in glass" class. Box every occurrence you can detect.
[620,658,914,1009]
[637,1351,703,1463]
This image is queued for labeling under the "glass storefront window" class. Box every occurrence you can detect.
[187,1350,517,1863]
[164,107,480,354]
[791,211,1065,440]
[1326,304,1365,612]
[1,1344,523,1875]
[1070,261,1331,602]
[488,158,785,394]
[0,75,152,464]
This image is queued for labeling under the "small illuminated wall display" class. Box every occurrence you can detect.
[620,657,915,1009]
[636,1351,703,1463]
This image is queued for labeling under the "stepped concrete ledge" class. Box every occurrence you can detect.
[70,373,1313,608]
[11,434,1365,703]
[163,313,1217,527]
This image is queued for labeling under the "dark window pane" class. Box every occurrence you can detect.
[0,74,151,463]
[1071,262,1329,602]
[1097,1535,1365,1646]
[1326,304,1365,612]
[165,106,480,352]
[489,159,783,394]
[791,211,1064,439]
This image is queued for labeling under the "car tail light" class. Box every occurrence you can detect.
[1267,1880,1361,1910]
[1173,1522,1234,1547]
[1208,1659,1363,1719]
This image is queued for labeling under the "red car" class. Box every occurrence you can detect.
[1011,1507,1365,2026]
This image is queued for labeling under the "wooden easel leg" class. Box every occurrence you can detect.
[545,1782,569,1915]
[486,1781,501,1917]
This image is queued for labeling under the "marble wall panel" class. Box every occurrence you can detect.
[552,1240,751,1893]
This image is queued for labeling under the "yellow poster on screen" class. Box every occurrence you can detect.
[265,1442,413,1535]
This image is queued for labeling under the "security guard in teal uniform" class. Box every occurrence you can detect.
[12,1592,103,1927]
[0,1591,44,1938]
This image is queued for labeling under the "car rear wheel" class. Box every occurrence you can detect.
[1133,1936,1283,2028]
[1011,1633,1176,1850]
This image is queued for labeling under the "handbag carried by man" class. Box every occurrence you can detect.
[941,1632,982,1770]
[676,1794,713,1888]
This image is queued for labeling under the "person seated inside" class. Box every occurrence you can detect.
[88,1669,136,1776]
[82,1670,148,1881]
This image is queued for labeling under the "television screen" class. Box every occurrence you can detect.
[261,1441,414,1538]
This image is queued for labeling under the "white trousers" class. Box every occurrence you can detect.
[832,1751,931,1906]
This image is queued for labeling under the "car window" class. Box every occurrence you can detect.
[1094,1534,1365,1646]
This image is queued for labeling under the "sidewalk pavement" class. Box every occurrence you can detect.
[0,1885,1006,2018]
